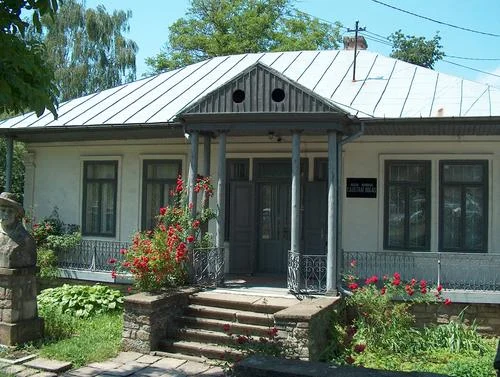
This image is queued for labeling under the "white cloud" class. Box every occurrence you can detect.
[476,66,500,88]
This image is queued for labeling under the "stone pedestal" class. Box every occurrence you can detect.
[0,267,43,345]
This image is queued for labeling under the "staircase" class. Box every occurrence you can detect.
[158,291,298,361]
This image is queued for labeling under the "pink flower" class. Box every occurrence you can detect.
[350,259,357,268]
[120,248,127,255]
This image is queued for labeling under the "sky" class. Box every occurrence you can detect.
[86,0,500,87]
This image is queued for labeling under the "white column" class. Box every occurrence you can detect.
[327,131,339,294]
[203,134,211,177]
[188,131,199,217]
[216,132,227,249]
[291,131,301,253]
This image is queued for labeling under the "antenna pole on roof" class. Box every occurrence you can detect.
[347,21,366,81]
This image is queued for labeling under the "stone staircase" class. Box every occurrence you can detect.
[158,291,298,361]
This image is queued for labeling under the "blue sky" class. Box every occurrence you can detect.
[86,0,500,86]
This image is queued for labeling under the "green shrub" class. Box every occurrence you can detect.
[38,284,124,318]
[36,248,59,279]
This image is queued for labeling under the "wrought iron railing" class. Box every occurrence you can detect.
[288,251,327,294]
[57,239,130,272]
[343,250,500,291]
[192,247,225,286]
[58,240,225,286]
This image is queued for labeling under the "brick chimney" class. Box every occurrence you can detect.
[343,36,368,50]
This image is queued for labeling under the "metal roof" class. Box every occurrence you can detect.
[2,50,500,131]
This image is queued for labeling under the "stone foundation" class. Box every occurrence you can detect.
[274,297,341,361]
[0,267,43,345]
[412,302,500,335]
[121,287,197,353]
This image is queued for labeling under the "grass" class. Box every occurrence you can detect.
[0,312,123,370]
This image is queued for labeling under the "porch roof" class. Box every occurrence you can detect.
[1,50,500,141]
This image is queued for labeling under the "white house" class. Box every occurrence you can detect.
[1,47,499,299]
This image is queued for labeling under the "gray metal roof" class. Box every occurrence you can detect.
[2,50,499,131]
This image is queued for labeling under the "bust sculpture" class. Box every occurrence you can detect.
[0,192,36,268]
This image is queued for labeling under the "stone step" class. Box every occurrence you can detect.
[159,340,244,361]
[177,327,239,346]
[185,304,275,326]
[179,316,273,337]
[189,292,294,314]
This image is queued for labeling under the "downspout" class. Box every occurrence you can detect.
[336,121,365,295]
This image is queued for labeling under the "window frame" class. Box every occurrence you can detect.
[383,160,431,251]
[141,159,182,230]
[82,160,118,237]
[439,160,488,252]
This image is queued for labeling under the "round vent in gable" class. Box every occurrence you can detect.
[232,89,245,103]
[271,88,285,103]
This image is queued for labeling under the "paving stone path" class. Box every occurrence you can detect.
[1,352,225,377]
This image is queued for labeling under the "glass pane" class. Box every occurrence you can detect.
[442,187,461,249]
[260,185,277,240]
[146,161,179,179]
[100,183,115,234]
[389,163,425,183]
[443,164,483,183]
[87,163,116,179]
[85,183,100,233]
[465,187,484,249]
[258,162,291,179]
[387,186,406,248]
[408,187,427,248]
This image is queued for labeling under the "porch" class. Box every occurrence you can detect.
[55,240,499,296]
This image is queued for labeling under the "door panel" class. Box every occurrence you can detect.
[229,182,255,273]
[304,182,327,254]
[258,183,291,273]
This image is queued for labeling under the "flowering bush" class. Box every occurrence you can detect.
[341,260,449,360]
[115,175,215,292]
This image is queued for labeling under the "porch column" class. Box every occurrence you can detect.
[291,131,301,253]
[203,134,211,177]
[4,136,14,192]
[216,131,227,249]
[327,131,339,294]
[188,131,199,217]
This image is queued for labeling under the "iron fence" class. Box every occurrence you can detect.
[191,247,225,286]
[288,251,327,294]
[57,239,130,272]
[343,250,500,291]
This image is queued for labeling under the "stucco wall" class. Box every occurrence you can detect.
[24,134,500,254]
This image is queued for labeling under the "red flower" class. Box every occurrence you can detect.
[159,207,167,216]
[420,287,427,294]
[111,270,117,279]
[345,356,355,364]
[237,335,248,344]
[120,248,127,255]
[410,278,417,286]
[186,235,195,243]
[393,272,401,280]
[267,327,278,337]
[380,287,386,295]
[392,278,401,286]
[350,259,357,268]
[189,202,194,209]
[192,219,200,229]
[405,284,415,296]
[348,282,359,291]
[444,298,452,306]
[108,258,117,264]
[223,323,231,332]
[365,275,379,285]
[354,344,366,353]
[437,284,443,293]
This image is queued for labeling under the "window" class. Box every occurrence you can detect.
[225,159,250,240]
[440,161,488,252]
[384,161,430,250]
[82,161,118,236]
[142,160,182,230]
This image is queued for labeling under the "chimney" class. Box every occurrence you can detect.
[343,36,368,50]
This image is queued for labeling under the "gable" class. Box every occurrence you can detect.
[180,63,346,116]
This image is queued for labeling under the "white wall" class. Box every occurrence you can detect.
[25,134,500,254]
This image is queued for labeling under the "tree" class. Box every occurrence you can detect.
[389,30,444,69]
[146,0,342,73]
[0,0,59,117]
[40,0,138,101]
